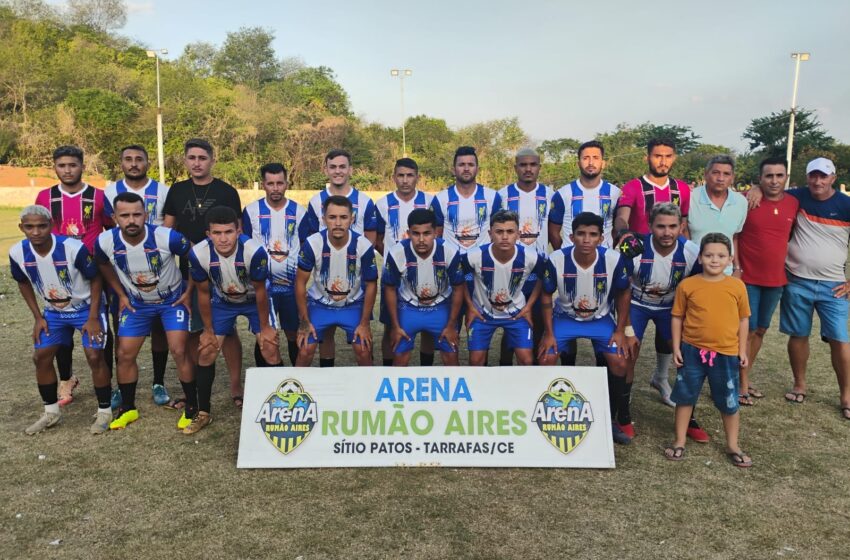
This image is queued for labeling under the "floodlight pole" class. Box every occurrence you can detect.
[786,52,810,186]
[391,69,412,157]
[147,49,168,183]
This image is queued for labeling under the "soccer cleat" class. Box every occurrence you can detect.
[57,375,80,406]
[618,422,636,439]
[176,411,192,430]
[25,411,61,435]
[90,410,113,434]
[152,384,170,406]
[687,425,711,443]
[110,387,122,411]
[109,408,139,430]
[182,411,212,435]
[611,423,632,445]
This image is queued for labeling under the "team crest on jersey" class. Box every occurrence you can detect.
[256,379,318,455]
[531,379,594,455]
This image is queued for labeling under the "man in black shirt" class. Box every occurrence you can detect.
[163,138,245,416]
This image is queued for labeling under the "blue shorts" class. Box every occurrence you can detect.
[212,299,278,336]
[780,274,849,343]
[671,342,740,415]
[118,300,189,337]
[549,314,618,354]
[746,284,783,331]
[394,301,457,354]
[468,316,533,351]
[307,300,365,345]
[270,292,298,332]
[189,290,203,333]
[379,291,391,326]
[630,304,672,341]
[35,309,107,350]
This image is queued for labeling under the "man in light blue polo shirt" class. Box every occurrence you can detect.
[687,155,747,275]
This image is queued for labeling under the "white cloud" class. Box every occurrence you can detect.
[126,1,154,14]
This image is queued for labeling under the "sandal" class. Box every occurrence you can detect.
[727,450,753,468]
[164,397,186,410]
[232,395,244,410]
[738,393,754,406]
[664,446,685,461]
[784,391,806,404]
[747,385,764,399]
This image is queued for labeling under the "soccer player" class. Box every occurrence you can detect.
[295,196,378,367]
[614,138,692,399]
[734,157,798,404]
[303,149,378,368]
[463,210,541,366]
[537,212,637,444]
[96,192,195,430]
[497,148,553,364]
[374,158,435,366]
[242,163,310,372]
[104,144,172,407]
[187,207,280,434]
[11,206,112,435]
[35,145,112,406]
[624,203,709,442]
[163,138,243,408]
[431,146,502,252]
[382,209,465,366]
[549,140,621,249]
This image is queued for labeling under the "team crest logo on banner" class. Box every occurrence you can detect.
[255,379,318,455]
[532,379,594,454]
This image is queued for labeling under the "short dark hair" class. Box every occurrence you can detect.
[394,158,419,173]
[184,138,214,156]
[323,194,353,213]
[205,206,239,229]
[120,144,149,159]
[578,140,605,159]
[699,232,732,255]
[453,146,478,166]
[260,162,288,181]
[759,156,788,175]
[571,211,604,234]
[52,145,84,163]
[325,149,351,164]
[490,209,519,227]
[113,191,144,209]
[647,138,676,155]
[407,208,436,229]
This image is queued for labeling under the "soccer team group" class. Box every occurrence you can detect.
[11,137,850,468]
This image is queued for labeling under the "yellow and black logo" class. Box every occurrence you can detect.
[255,379,318,455]
[531,378,594,454]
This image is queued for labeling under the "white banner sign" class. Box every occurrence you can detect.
[237,366,615,468]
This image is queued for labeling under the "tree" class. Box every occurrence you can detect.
[213,27,280,87]
[179,42,217,78]
[67,0,126,32]
[539,138,580,163]
[743,108,834,159]
[634,123,701,153]
[262,66,350,117]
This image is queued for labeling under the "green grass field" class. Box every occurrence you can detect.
[1,211,849,559]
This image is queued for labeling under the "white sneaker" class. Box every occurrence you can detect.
[90,410,113,434]
[25,411,61,435]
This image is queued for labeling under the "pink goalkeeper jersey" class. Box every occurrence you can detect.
[35,184,111,251]
[618,176,691,235]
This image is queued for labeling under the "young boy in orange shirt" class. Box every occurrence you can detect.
[666,232,752,467]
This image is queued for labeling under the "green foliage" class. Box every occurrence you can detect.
[743,108,834,158]
[213,27,280,87]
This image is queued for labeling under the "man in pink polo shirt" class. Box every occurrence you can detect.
[35,146,113,406]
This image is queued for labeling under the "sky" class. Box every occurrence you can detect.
[59,0,850,151]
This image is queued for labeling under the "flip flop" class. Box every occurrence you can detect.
[784,391,806,404]
[663,446,685,461]
[738,394,754,406]
[747,385,764,399]
[727,451,753,468]
[164,397,186,410]
[232,395,244,410]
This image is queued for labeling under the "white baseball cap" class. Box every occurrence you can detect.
[806,157,836,175]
